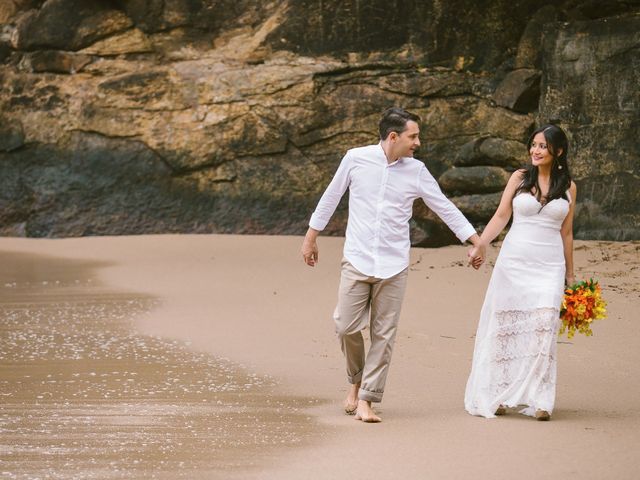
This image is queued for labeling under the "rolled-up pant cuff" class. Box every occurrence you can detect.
[348,370,363,385]
[359,387,383,403]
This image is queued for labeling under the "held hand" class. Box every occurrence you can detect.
[565,276,576,287]
[467,244,486,270]
[467,247,480,269]
[301,239,319,267]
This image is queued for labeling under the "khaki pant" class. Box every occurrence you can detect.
[333,259,409,403]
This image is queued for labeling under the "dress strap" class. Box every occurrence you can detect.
[565,189,572,204]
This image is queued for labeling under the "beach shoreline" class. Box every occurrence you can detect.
[1,234,638,479]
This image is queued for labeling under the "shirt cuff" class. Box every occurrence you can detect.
[308,215,326,232]
[456,224,477,243]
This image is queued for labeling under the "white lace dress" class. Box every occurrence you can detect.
[464,192,570,418]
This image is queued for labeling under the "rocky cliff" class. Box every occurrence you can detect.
[1,0,638,243]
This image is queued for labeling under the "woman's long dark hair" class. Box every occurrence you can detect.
[515,124,572,204]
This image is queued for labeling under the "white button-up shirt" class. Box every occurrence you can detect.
[309,143,476,279]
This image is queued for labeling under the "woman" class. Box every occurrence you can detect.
[465,124,576,420]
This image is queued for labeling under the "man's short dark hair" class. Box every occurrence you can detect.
[378,107,421,140]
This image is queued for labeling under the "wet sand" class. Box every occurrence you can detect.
[0,250,322,479]
[1,235,639,479]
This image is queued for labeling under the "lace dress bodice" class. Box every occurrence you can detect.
[511,192,569,231]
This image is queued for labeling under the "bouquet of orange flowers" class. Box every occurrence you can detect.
[559,279,607,338]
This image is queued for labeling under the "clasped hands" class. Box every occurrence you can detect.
[467,242,486,270]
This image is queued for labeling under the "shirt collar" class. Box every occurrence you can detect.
[377,142,400,166]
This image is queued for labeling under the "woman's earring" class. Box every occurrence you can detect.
[558,164,563,170]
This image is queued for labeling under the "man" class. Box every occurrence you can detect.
[301,107,485,423]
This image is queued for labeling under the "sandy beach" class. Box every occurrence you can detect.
[1,234,639,479]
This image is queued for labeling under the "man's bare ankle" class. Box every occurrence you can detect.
[346,384,359,400]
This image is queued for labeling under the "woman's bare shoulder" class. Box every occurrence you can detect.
[508,169,527,185]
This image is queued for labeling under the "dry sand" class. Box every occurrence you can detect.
[1,234,638,479]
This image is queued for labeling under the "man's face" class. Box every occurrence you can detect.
[393,120,421,158]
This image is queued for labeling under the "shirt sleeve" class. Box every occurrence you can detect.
[417,165,476,243]
[309,152,352,231]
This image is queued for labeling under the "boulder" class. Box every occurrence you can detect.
[478,137,528,168]
[492,68,541,113]
[411,188,503,246]
[79,28,152,56]
[12,0,132,51]
[418,97,534,144]
[450,192,503,222]
[118,0,273,35]
[455,137,488,167]
[411,201,459,247]
[439,166,511,195]
[455,136,528,168]
[409,219,429,246]
[423,158,448,180]
[27,50,92,73]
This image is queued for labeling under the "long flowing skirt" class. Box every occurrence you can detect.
[464,226,565,418]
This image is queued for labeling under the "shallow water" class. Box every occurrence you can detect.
[0,252,322,479]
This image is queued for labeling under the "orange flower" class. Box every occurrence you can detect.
[559,279,607,338]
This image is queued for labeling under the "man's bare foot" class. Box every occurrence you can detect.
[343,383,360,415]
[354,400,381,423]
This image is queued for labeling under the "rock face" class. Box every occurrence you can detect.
[540,13,640,240]
[267,0,560,72]
[0,116,24,151]
[1,1,638,243]
[492,69,541,113]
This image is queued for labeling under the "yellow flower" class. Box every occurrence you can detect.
[559,279,607,338]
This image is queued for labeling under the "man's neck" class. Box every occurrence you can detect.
[380,141,398,164]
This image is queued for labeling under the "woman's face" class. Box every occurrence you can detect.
[530,132,554,168]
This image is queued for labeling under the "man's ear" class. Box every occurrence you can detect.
[389,131,398,142]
